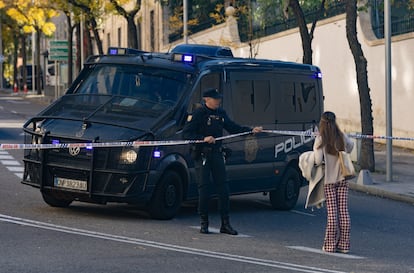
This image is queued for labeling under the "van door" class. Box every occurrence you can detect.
[223,71,278,192]
[272,73,322,168]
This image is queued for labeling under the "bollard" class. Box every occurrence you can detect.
[23,84,28,93]
[357,169,373,185]
[13,82,18,93]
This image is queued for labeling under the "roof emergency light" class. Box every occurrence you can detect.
[107,47,146,55]
[172,53,195,64]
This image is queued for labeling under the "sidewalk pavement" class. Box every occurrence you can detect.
[349,143,414,205]
[1,88,414,206]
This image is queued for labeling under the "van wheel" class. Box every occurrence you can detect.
[269,167,300,210]
[148,170,183,220]
[42,192,73,207]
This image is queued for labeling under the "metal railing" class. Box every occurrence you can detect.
[239,2,347,42]
[168,1,414,44]
[370,0,414,39]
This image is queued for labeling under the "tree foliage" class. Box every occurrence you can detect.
[167,0,221,40]
[0,0,58,94]
[5,0,57,36]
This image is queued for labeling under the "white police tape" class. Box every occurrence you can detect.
[1,130,413,151]
[0,131,252,150]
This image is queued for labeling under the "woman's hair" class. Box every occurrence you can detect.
[317,111,345,155]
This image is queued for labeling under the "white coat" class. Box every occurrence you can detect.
[299,151,325,209]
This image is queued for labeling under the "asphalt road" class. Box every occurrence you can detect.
[1,94,414,273]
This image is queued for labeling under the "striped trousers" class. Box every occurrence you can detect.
[323,180,351,252]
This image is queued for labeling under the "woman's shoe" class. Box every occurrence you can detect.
[336,248,349,254]
[322,246,335,253]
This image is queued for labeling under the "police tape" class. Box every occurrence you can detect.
[1,130,413,151]
[263,130,414,142]
[0,131,252,150]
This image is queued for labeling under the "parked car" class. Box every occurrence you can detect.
[46,63,56,86]
[17,64,44,90]
[22,45,324,219]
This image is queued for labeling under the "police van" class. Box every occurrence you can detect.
[22,44,323,219]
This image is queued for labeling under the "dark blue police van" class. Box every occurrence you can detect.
[22,44,323,219]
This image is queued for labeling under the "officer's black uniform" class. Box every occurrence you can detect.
[183,88,251,235]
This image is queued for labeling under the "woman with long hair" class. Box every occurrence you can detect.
[314,111,354,253]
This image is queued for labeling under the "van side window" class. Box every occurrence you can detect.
[277,80,318,122]
[187,73,221,113]
[231,79,273,125]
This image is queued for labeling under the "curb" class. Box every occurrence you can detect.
[349,182,414,205]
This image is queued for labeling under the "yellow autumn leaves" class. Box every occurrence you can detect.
[0,0,57,36]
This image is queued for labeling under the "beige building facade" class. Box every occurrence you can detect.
[99,2,414,149]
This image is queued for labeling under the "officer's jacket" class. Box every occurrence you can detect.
[183,104,251,149]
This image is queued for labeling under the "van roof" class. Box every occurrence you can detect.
[86,45,321,75]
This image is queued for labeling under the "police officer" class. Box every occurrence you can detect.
[183,88,262,235]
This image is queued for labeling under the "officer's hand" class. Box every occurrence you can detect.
[204,136,216,144]
[252,126,263,134]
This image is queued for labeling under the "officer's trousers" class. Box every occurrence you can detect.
[195,150,229,219]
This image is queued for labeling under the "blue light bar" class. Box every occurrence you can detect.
[312,72,322,79]
[52,139,59,144]
[107,47,146,55]
[109,48,121,55]
[153,150,161,158]
[182,54,194,63]
[172,53,195,64]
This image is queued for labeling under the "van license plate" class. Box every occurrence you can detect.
[54,177,87,191]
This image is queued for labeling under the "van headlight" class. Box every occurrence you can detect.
[120,149,138,164]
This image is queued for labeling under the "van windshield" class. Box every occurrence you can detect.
[73,64,189,110]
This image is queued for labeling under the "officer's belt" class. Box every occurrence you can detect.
[201,146,223,154]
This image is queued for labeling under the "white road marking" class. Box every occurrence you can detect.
[291,210,316,217]
[0,121,24,128]
[0,152,23,178]
[7,166,24,172]
[0,214,347,273]
[189,226,251,237]
[1,160,20,166]
[0,97,22,100]
[7,100,30,104]
[287,246,365,260]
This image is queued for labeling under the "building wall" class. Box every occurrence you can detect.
[100,0,164,52]
[99,3,414,149]
[160,11,414,149]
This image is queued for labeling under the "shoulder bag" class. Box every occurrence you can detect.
[338,151,355,180]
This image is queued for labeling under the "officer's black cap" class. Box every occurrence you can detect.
[202,88,223,99]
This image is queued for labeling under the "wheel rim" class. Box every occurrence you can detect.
[286,178,297,200]
[165,184,177,207]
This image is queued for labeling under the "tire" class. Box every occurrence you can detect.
[42,192,73,207]
[148,170,183,220]
[269,167,301,210]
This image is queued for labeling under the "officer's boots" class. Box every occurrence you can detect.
[200,214,209,234]
[220,217,238,235]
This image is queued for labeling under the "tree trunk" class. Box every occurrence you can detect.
[345,0,375,171]
[67,14,74,85]
[90,18,103,55]
[85,21,93,58]
[21,36,27,90]
[288,0,313,64]
[127,15,139,49]
[12,37,18,88]
[35,29,42,95]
